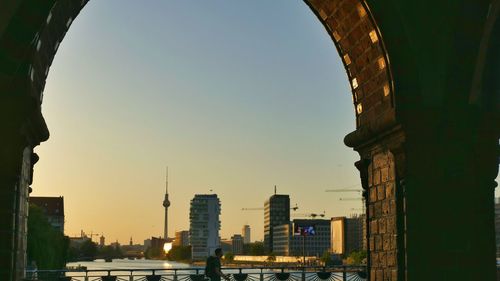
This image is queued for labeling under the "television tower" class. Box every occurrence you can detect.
[163,167,171,239]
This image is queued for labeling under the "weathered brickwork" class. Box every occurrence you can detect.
[367,151,397,281]
[27,0,90,103]
[305,0,395,130]
[305,1,399,280]
[14,147,32,281]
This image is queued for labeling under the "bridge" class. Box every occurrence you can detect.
[26,266,368,281]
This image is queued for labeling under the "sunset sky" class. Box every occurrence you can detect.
[32,0,365,245]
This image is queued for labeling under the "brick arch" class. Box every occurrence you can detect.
[4,1,499,281]
[304,0,395,131]
[474,0,500,110]
[0,0,396,136]
[0,1,399,280]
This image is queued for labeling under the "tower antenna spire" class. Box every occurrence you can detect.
[274,185,277,195]
[165,166,168,193]
[163,166,171,239]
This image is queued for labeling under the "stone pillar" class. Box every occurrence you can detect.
[0,139,30,281]
[349,109,498,281]
[366,150,398,280]
[350,128,405,281]
[0,105,47,281]
[401,110,498,280]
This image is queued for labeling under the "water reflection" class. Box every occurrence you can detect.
[67,258,190,270]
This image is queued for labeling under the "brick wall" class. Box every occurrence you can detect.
[305,1,400,280]
[304,0,395,130]
[368,151,397,281]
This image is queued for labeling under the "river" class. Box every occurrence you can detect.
[66,258,192,270]
[62,259,365,280]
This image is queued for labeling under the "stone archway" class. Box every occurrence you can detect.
[0,1,498,281]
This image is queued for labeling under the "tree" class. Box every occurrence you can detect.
[224,252,234,262]
[166,245,191,261]
[249,242,265,256]
[345,250,367,265]
[67,238,99,261]
[266,252,276,262]
[99,245,123,259]
[27,205,69,269]
[79,239,98,260]
[320,251,332,266]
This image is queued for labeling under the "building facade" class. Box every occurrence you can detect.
[264,194,290,253]
[272,224,291,256]
[273,219,331,257]
[189,194,221,261]
[29,196,64,233]
[231,234,244,255]
[330,216,365,256]
[174,230,189,247]
[242,225,251,244]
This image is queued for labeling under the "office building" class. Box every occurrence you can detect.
[174,230,190,247]
[331,216,365,255]
[29,196,65,233]
[272,224,291,256]
[231,234,244,255]
[189,194,221,261]
[242,225,251,244]
[264,193,290,253]
[273,219,331,256]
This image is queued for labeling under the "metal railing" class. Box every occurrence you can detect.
[26,266,367,281]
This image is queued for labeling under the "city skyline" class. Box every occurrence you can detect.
[32,0,364,244]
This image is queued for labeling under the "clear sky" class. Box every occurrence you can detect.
[32,0,364,245]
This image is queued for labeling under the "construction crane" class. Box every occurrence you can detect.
[325,189,362,193]
[292,211,326,218]
[241,204,299,211]
[325,184,366,214]
[339,197,363,201]
[80,230,100,242]
[324,183,360,192]
[338,197,366,216]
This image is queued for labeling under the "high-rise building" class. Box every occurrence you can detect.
[231,234,244,255]
[174,230,190,247]
[189,194,221,261]
[331,216,365,255]
[163,168,171,239]
[29,196,65,233]
[264,192,290,253]
[273,219,331,256]
[242,225,251,244]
